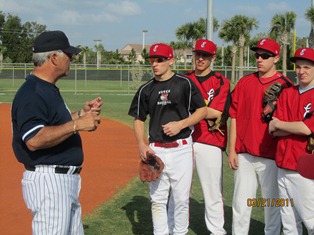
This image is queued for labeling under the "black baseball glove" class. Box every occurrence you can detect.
[262,82,282,123]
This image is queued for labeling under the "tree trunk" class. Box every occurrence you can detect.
[83,53,86,68]
[282,44,287,76]
[309,29,314,48]
[231,44,237,84]
[184,50,187,69]
[239,35,245,79]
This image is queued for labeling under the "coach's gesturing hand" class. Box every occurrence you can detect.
[75,111,101,132]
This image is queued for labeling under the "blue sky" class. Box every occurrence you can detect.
[0,0,312,51]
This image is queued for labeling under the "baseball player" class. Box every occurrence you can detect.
[128,43,207,235]
[185,39,229,235]
[11,31,102,235]
[228,38,293,235]
[269,48,314,234]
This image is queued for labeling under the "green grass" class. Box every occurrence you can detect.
[82,157,266,235]
[2,78,296,234]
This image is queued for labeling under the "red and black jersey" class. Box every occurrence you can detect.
[229,71,293,159]
[274,85,314,170]
[128,73,206,143]
[186,70,230,150]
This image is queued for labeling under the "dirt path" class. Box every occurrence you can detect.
[0,104,139,235]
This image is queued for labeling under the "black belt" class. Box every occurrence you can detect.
[25,165,82,174]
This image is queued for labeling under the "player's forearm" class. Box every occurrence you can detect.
[205,107,222,120]
[180,106,207,129]
[26,121,76,151]
[133,119,147,148]
[228,118,237,154]
[274,120,311,136]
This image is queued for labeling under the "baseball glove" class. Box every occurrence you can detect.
[262,82,282,123]
[207,114,227,136]
[306,135,314,153]
[139,152,164,182]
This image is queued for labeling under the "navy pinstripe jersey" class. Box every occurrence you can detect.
[128,73,205,143]
[11,75,83,166]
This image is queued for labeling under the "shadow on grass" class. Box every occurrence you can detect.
[189,198,265,235]
[121,195,266,235]
[121,195,152,235]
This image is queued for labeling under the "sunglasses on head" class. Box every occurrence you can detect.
[149,57,169,64]
[254,53,275,60]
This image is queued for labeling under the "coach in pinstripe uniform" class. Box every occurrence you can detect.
[11,30,102,235]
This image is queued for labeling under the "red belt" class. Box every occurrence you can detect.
[153,139,188,148]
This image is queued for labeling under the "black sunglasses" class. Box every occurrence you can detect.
[195,52,212,58]
[254,53,274,60]
[149,57,169,64]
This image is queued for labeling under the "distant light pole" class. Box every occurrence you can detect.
[312,0,314,31]
[94,39,102,69]
[142,30,148,50]
[206,0,213,40]
[207,0,214,69]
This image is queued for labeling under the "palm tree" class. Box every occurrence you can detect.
[170,40,192,69]
[234,15,258,79]
[305,6,314,48]
[219,15,258,83]
[175,17,219,69]
[79,46,90,68]
[270,11,296,76]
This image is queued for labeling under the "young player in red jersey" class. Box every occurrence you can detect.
[185,38,229,235]
[228,38,293,235]
[269,48,314,234]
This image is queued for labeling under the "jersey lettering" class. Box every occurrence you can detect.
[157,90,171,105]
[304,103,312,119]
[207,88,215,102]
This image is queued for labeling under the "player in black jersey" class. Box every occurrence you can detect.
[129,43,206,234]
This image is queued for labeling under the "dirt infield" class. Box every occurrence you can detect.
[0,103,139,234]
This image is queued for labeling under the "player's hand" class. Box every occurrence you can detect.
[268,117,278,135]
[228,152,239,170]
[162,121,183,137]
[138,144,155,161]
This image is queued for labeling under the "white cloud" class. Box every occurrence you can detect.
[149,0,181,3]
[266,1,290,12]
[107,1,141,16]
[235,5,261,15]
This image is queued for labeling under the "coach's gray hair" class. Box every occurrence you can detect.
[32,50,64,67]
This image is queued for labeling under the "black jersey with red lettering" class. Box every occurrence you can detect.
[128,73,205,143]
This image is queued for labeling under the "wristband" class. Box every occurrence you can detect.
[78,109,82,118]
[73,120,77,134]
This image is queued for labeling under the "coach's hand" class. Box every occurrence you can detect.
[76,111,101,132]
[80,97,103,117]
[228,152,239,170]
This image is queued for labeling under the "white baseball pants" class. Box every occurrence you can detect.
[193,142,227,235]
[232,153,281,235]
[149,138,193,235]
[22,166,83,235]
[278,168,314,235]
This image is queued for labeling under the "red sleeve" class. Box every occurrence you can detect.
[209,76,230,112]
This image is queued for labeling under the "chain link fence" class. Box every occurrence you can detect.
[0,63,298,93]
